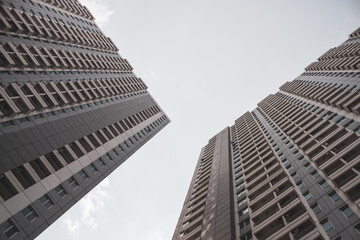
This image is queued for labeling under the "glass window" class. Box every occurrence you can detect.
[11,166,35,189]
[29,158,50,179]
[341,205,354,218]
[304,192,312,201]
[311,171,320,179]
[240,218,250,229]
[297,181,305,189]
[329,192,340,202]
[55,185,67,198]
[58,146,75,164]
[0,174,18,200]
[321,219,333,232]
[238,190,246,197]
[311,203,322,215]
[292,173,298,180]
[0,220,18,238]
[45,152,63,171]
[78,170,89,180]
[39,195,53,209]
[88,163,98,173]
[21,206,38,222]
[320,180,329,189]
[96,158,106,167]
[67,177,79,189]
[238,198,247,207]
[240,207,249,216]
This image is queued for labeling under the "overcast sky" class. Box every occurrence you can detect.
[36,1,360,239]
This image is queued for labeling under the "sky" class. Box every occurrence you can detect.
[36,1,360,239]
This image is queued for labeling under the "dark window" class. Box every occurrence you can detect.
[11,166,35,189]
[79,138,93,152]
[329,192,341,202]
[341,205,354,218]
[321,219,333,232]
[297,181,305,189]
[78,170,89,180]
[96,158,106,167]
[304,192,312,201]
[95,131,107,144]
[240,218,250,229]
[39,194,53,209]
[0,174,18,200]
[311,203,322,215]
[68,143,84,158]
[29,158,50,179]
[55,185,67,198]
[21,206,38,222]
[45,152,63,171]
[88,163,98,173]
[87,134,100,148]
[0,220,18,238]
[58,147,75,163]
[320,180,329,189]
[67,177,79,189]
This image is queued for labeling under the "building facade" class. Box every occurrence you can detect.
[0,0,169,239]
[173,28,360,240]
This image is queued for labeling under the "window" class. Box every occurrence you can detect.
[305,163,313,170]
[96,158,106,167]
[320,180,329,189]
[29,158,50,179]
[39,195,53,209]
[0,220,18,238]
[237,182,245,189]
[355,224,360,234]
[87,134,100,148]
[297,181,305,189]
[304,192,312,201]
[311,171,320,179]
[68,143,84,158]
[79,138,93,152]
[238,198,247,207]
[240,231,252,240]
[292,173,298,180]
[78,170,89,180]
[329,192,340,202]
[1,120,15,127]
[240,207,249,216]
[58,147,75,164]
[341,205,354,218]
[321,219,333,232]
[311,203,322,215]
[21,206,38,222]
[240,218,250,229]
[238,189,246,197]
[55,185,67,198]
[0,174,18,200]
[11,166,35,189]
[67,177,79,189]
[103,153,112,161]
[88,163,98,173]
[45,152,63,171]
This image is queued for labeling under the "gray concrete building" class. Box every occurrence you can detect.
[0,0,169,239]
[173,28,360,240]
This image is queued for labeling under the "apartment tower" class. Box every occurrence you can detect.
[0,0,169,239]
[173,28,360,240]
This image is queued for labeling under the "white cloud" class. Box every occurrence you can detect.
[79,0,114,27]
[63,216,80,233]
[62,177,111,234]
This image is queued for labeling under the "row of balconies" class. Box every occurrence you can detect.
[0,4,116,52]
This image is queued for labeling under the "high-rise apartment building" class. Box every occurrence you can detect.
[0,0,169,239]
[173,28,360,240]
